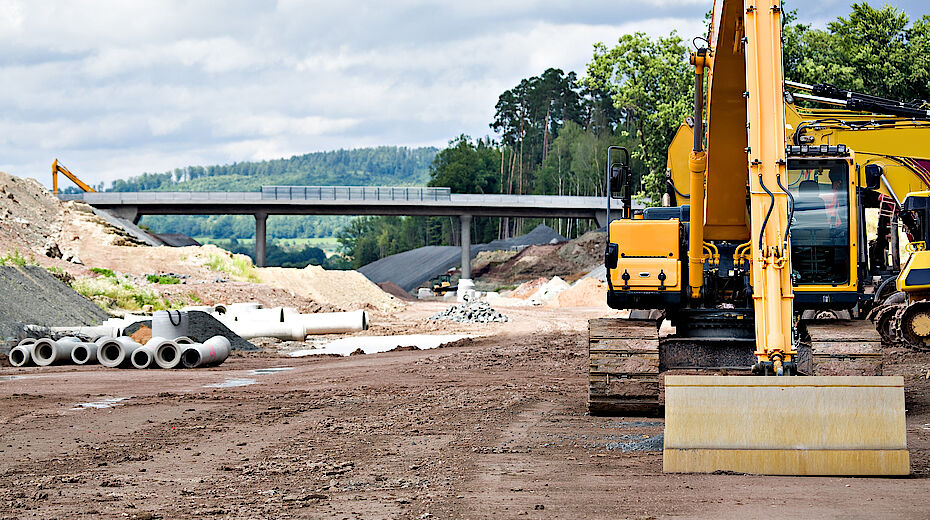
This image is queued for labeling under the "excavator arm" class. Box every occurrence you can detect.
[52,159,96,194]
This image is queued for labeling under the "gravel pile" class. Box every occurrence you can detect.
[428,300,510,323]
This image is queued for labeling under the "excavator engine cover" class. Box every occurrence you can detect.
[663,375,909,475]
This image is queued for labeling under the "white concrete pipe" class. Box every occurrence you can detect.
[152,310,190,340]
[181,336,231,368]
[230,307,286,322]
[174,336,196,344]
[295,310,369,334]
[220,319,308,341]
[8,344,33,367]
[50,324,121,339]
[31,338,78,366]
[150,337,183,369]
[130,345,156,369]
[96,336,143,368]
[69,342,99,365]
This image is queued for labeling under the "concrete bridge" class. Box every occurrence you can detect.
[61,186,608,272]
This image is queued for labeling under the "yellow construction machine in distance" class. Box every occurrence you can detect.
[52,159,96,194]
[591,0,909,476]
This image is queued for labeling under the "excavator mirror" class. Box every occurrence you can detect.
[864,163,883,190]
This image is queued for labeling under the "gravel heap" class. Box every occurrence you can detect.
[428,300,510,323]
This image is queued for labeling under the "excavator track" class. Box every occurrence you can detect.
[801,319,883,376]
[587,318,660,416]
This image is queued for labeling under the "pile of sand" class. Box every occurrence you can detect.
[0,172,66,258]
[258,265,405,313]
[552,277,610,308]
[508,277,549,299]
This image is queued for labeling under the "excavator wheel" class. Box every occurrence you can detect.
[893,301,930,352]
[873,303,905,345]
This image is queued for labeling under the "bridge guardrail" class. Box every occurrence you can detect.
[260,186,452,201]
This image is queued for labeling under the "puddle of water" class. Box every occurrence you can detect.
[248,367,294,376]
[205,378,256,388]
[71,397,130,410]
[0,376,22,382]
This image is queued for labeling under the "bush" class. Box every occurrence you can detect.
[146,274,180,284]
[90,267,116,278]
[71,276,169,311]
[0,249,37,266]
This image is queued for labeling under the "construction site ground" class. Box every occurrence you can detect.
[3,303,930,519]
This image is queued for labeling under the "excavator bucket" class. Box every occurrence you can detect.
[663,375,909,475]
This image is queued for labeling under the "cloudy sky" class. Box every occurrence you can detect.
[1,1,928,187]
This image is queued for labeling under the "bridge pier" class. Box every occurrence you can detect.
[459,214,471,280]
[255,212,267,267]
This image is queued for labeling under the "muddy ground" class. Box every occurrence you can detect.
[2,303,930,519]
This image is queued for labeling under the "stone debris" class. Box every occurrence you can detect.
[428,300,510,323]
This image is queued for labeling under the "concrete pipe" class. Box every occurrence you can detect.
[8,344,33,367]
[70,342,99,365]
[51,325,121,339]
[231,307,286,322]
[152,310,189,340]
[181,336,231,368]
[174,336,196,344]
[96,336,143,368]
[295,310,369,335]
[150,337,183,369]
[220,319,307,341]
[130,345,156,369]
[31,338,78,366]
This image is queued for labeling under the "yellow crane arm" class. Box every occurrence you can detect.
[52,159,96,194]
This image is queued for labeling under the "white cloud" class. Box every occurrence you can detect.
[0,0,922,187]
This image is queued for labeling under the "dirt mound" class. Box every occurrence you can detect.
[0,172,66,258]
[508,277,549,299]
[480,231,605,285]
[0,265,109,349]
[258,265,405,313]
[377,281,415,301]
[552,277,610,308]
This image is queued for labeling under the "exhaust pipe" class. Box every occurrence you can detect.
[96,336,143,368]
[8,343,34,367]
[181,336,231,368]
[150,337,183,369]
[130,345,156,369]
[70,342,99,365]
[31,338,77,366]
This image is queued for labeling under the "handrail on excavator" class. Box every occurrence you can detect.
[52,159,96,194]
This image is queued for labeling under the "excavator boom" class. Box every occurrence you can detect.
[52,159,96,194]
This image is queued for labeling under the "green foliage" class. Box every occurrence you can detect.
[427,135,501,194]
[785,3,930,103]
[0,249,37,266]
[212,238,333,269]
[90,267,116,278]
[146,274,181,284]
[203,251,261,282]
[188,292,203,304]
[582,32,691,203]
[71,276,169,311]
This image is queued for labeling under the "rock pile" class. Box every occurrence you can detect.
[428,300,510,323]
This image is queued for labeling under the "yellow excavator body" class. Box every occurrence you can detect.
[594,0,909,476]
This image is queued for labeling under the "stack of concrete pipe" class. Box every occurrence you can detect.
[7,334,231,369]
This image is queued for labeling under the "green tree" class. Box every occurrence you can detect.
[582,32,691,203]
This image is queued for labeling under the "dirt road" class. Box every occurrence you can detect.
[2,304,929,519]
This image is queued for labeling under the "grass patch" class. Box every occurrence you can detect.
[71,276,170,311]
[0,249,37,266]
[90,267,116,278]
[188,292,202,304]
[204,251,261,282]
[146,274,180,284]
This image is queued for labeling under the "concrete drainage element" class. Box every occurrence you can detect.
[8,344,34,367]
[150,337,182,369]
[152,310,190,341]
[174,336,196,344]
[31,338,77,366]
[69,342,99,365]
[222,309,369,340]
[130,345,156,369]
[96,336,143,368]
[181,336,231,368]
[50,325,121,340]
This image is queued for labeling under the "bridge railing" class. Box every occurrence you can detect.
[260,186,452,201]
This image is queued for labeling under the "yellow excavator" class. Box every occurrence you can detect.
[51,159,96,194]
[591,0,909,475]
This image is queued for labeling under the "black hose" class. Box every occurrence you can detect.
[759,173,775,251]
[776,173,794,244]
